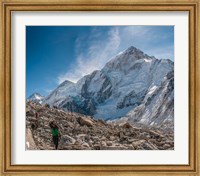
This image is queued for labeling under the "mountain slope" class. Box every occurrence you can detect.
[44,80,76,106]
[42,46,174,127]
[111,71,174,129]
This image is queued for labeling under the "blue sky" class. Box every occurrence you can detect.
[26,26,174,97]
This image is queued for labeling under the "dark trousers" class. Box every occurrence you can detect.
[53,136,59,149]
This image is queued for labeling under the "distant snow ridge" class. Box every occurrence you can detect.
[42,46,174,127]
[27,93,45,104]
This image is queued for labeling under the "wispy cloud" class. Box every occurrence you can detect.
[58,27,120,83]
[119,26,174,60]
[57,26,174,84]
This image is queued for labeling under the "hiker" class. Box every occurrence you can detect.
[50,122,60,150]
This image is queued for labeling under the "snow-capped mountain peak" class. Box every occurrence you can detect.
[27,93,45,103]
[103,46,156,73]
[42,46,174,127]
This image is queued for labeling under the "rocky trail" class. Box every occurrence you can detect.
[26,101,174,150]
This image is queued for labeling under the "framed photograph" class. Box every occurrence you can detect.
[0,0,199,175]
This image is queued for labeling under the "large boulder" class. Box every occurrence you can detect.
[77,116,94,127]
[59,135,76,148]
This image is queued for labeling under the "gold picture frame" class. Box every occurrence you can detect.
[0,0,199,175]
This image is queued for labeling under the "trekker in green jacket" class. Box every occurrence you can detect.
[50,122,59,150]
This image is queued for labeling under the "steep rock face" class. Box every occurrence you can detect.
[42,46,174,127]
[80,70,113,104]
[111,71,174,129]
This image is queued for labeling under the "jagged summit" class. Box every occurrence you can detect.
[119,46,152,59]
[125,46,144,54]
[103,46,156,72]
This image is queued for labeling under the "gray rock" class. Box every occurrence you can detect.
[106,141,113,146]
[60,135,76,145]
[26,101,174,150]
